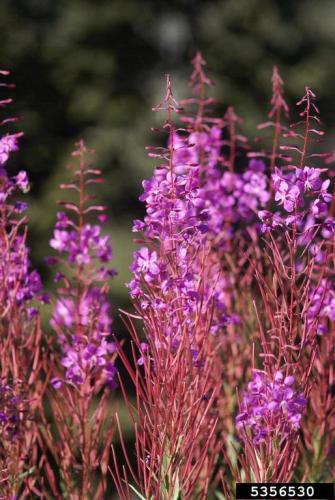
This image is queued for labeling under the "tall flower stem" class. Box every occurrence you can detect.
[43,140,118,497]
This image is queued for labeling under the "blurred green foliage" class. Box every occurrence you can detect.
[1,0,335,304]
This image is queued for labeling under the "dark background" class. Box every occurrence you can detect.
[1,0,335,306]
[1,0,335,495]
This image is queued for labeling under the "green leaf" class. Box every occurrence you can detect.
[215,492,226,500]
[171,473,180,500]
[128,483,147,500]
[18,466,35,480]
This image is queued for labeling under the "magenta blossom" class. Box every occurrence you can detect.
[0,133,20,166]
[236,370,306,445]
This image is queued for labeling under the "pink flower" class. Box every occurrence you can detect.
[15,171,29,192]
[132,247,160,282]
[0,133,20,166]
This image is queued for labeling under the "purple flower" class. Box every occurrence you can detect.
[131,247,160,283]
[308,279,335,334]
[27,307,38,319]
[236,370,306,444]
[55,211,71,229]
[0,381,25,442]
[258,210,283,233]
[50,230,69,252]
[284,375,295,386]
[274,181,301,212]
[60,348,84,385]
[171,132,198,172]
[0,232,44,311]
[320,180,332,202]
[51,377,63,390]
[15,171,29,192]
[249,159,266,172]
[132,219,145,232]
[270,166,331,222]
[14,201,28,213]
[322,218,335,237]
[0,133,20,166]
[129,126,235,360]
[48,175,117,388]
[51,298,74,328]
[96,234,112,262]
[311,198,328,218]
[82,343,107,367]
[137,342,149,366]
[104,362,118,390]
[50,223,113,266]
[198,158,270,246]
[274,370,284,382]
[296,167,322,192]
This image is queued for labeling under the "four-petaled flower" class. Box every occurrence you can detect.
[132,247,160,282]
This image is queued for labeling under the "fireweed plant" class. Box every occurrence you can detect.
[113,55,335,499]
[0,71,47,498]
[0,57,334,498]
[234,88,335,485]
[112,75,230,499]
[40,141,118,498]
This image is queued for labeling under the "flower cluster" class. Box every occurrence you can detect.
[50,217,112,265]
[1,55,334,496]
[308,279,335,335]
[202,158,270,247]
[258,209,283,233]
[0,381,29,493]
[54,336,117,388]
[258,167,333,234]
[51,288,117,388]
[171,129,271,248]
[48,141,117,389]
[0,133,20,168]
[130,128,233,356]
[51,288,111,333]
[173,126,221,172]
[0,132,46,316]
[0,381,24,443]
[133,139,209,244]
[0,172,30,208]
[236,370,306,445]
[0,236,44,314]
[0,132,28,197]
